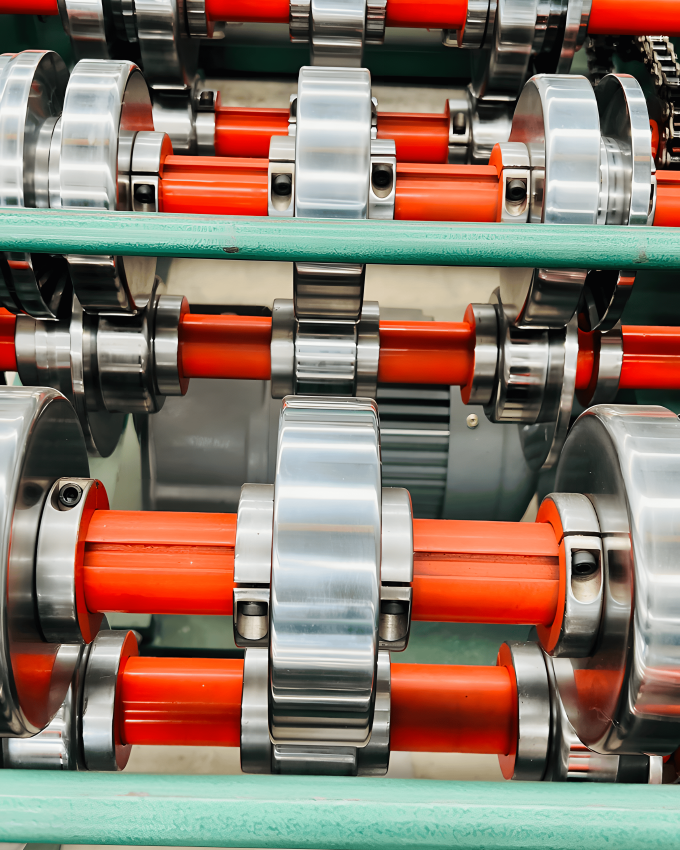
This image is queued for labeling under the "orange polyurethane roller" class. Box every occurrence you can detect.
[119,655,517,755]
[7,0,680,35]
[81,510,561,627]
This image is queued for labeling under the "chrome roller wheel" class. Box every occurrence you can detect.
[0,387,89,737]
[59,59,155,314]
[0,50,69,320]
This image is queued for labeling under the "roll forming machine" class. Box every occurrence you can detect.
[0,0,678,840]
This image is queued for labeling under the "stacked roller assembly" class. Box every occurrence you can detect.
[1,0,680,831]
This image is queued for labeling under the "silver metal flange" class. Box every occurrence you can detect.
[36,477,109,645]
[461,304,499,407]
[0,387,90,737]
[555,404,680,756]
[497,641,551,781]
[0,51,69,320]
[59,59,156,314]
[536,492,603,658]
[501,75,601,329]
[2,644,87,770]
[57,0,115,61]
[576,324,623,407]
[81,629,138,771]
[543,650,658,783]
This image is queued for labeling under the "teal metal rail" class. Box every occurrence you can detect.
[0,209,679,269]
[0,772,679,849]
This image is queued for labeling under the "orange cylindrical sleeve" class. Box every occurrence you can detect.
[620,325,680,390]
[83,511,237,616]
[378,321,475,386]
[395,164,499,222]
[159,156,268,216]
[385,0,467,29]
[391,663,516,755]
[215,108,290,158]
[179,314,273,380]
[378,114,449,165]
[412,519,561,627]
[120,657,244,747]
[82,512,560,626]
[655,172,680,228]
[0,309,17,371]
[0,0,58,11]
[205,0,289,21]
[588,0,680,35]
[118,657,515,755]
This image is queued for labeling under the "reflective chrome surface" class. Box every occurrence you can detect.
[294,262,365,320]
[544,652,621,783]
[2,670,80,769]
[538,493,603,658]
[557,0,592,73]
[0,51,68,320]
[356,300,379,398]
[458,0,492,48]
[240,647,272,773]
[0,388,89,736]
[82,630,137,770]
[135,0,198,89]
[368,138,395,220]
[97,306,163,414]
[295,67,371,219]
[498,641,550,781]
[519,317,578,471]
[555,405,680,755]
[469,98,513,164]
[596,75,654,228]
[463,304,498,405]
[270,397,380,746]
[153,294,188,396]
[151,91,197,156]
[353,650,390,775]
[511,75,600,226]
[365,0,386,44]
[380,487,413,584]
[57,0,113,60]
[60,60,155,313]
[69,297,126,458]
[309,0,366,66]
[270,299,295,398]
[474,0,537,100]
[234,484,274,584]
[36,478,106,645]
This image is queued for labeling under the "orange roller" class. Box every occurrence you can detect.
[378,320,475,385]
[391,663,515,755]
[119,657,243,747]
[83,511,236,616]
[215,108,290,158]
[412,519,561,627]
[588,0,680,35]
[81,510,563,627]
[378,113,450,164]
[118,656,516,756]
[385,0,467,29]
[159,156,268,217]
[0,309,16,371]
[179,314,272,380]
[620,325,680,391]
[205,0,289,21]
[395,163,499,222]
[655,172,680,228]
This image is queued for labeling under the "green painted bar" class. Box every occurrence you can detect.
[0,208,679,269]
[0,772,679,849]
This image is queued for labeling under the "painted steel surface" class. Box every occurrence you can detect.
[0,772,679,848]
[0,209,679,269]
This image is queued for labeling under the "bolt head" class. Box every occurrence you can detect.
[466,413,479,429]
